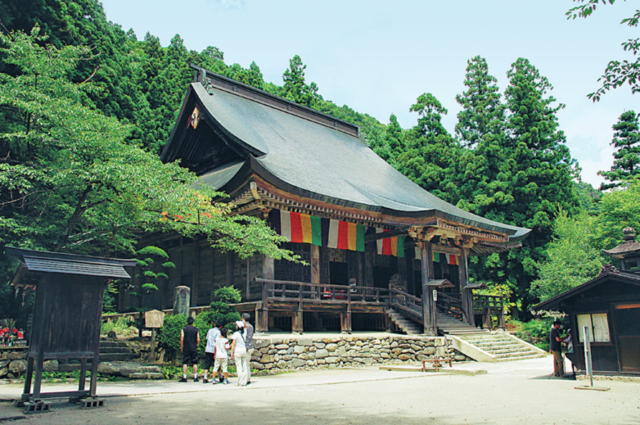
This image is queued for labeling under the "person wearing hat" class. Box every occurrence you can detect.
[550,320,564,377]
[230,320,248,386]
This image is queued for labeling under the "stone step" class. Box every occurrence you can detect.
[479,346,530,353]
[461,337,513,344]
[99,353,138,362]
[497,354,547,362]
[493,349,540,358]
[470,341,521,349]
[99,341,131,348]
[99,346,135,354]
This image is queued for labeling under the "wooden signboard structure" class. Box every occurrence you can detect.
[6,247,136,407]
[144,310,165,361]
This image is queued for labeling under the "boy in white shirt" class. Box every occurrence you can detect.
[212,327,230,385]
[202,321,220,383]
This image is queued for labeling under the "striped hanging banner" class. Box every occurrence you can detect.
[269,209,365,252]
[423,249,460,265]
[375,229,405,258]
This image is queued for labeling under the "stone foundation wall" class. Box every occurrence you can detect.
[251,335,469,373]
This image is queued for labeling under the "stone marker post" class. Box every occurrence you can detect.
[173,286,191,317]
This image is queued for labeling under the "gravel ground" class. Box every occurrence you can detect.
[0,357,638,425]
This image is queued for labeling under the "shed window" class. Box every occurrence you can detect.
[577,313,611,343]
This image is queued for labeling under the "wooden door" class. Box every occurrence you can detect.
[613,303,640,373]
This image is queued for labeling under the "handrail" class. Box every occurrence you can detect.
[255,278,389,304]
[436,291,467,321]
[389,288,421,304]
[255,278,388,292]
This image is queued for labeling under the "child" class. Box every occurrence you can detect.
[212,328,231,385]
[202,320,220,383]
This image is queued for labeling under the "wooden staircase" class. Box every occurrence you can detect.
[436,311,488,336]
[386,308,423,335]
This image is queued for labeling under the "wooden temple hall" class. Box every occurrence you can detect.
[131,65,530,335]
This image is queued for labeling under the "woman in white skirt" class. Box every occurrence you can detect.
[230,321,248,386]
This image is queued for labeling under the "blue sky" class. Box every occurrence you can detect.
[100,0,639,188]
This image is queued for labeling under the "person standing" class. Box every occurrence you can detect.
[550,320,564,377]
[230,321,248,387]
[202,320,220,383]
[180,316,200,382]
[212,327,231,385]
[242,313,254,384]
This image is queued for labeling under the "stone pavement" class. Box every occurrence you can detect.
[0,357,638,424]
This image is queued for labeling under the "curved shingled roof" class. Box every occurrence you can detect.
[163,75,530,243]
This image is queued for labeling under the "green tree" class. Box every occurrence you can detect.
[453,56,509,214]
[599,110,640,189]
[396,93,461,203]
[530,211,605,302]
[455,56,505,149]
[594,178,640,249]
[384,114,406,161]
[469,58,580,315]
[567,0,640,101]
[282,55,319,107]
[0,29,296,259]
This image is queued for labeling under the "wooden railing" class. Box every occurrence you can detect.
[436,292,466,322]
[474,294,506,329]
[389,288,422,321]
[255,278,389,304]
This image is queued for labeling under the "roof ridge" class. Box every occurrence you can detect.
[189,64,360,138]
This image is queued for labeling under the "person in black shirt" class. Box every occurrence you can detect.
[550,320,564,377]
[180,316,200,382]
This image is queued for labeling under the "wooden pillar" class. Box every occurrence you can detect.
[364,245,374,287]
[256,256,274,333]
[407,242,416,296]
[78,358,87,392]
[347,251,358,284]
[262,256,274,280]
[292,305,304,334]
[357,251,364,286]
[459,249,475,326]
[340,310,352,334]
[420,242,436,335]
[397,245,407,282]
[311,245,320,284]
[89,352,99,397]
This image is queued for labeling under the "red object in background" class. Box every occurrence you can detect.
[17,332,24,339]
[12,328,18,334]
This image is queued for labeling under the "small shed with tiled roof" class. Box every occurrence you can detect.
[533,229,640,375]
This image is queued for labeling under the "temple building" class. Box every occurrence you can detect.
[128,66,530,337]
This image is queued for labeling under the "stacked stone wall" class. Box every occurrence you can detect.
[251,335,469,373]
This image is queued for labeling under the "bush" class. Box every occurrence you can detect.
[209,286,242,333]
[514,318,555,351]
[101,316,137,338]
[157,314,188,356]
